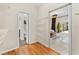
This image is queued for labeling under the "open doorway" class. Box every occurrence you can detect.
[17,11,29,47]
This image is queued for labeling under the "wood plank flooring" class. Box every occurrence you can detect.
[2,42,60,55]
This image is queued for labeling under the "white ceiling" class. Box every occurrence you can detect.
[29,3,44,8]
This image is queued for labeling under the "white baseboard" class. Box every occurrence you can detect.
[0,41,48,55]
[0,47,18,55]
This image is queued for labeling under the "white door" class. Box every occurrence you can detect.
[17,12,29,47]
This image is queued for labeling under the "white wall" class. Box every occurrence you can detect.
[0,3,38,54]
[0,4,18,54]
[72,3,79,54]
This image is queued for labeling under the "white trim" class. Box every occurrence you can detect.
[17,11,31,47]
[0,47,18,55]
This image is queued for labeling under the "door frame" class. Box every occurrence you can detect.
[17,11,30,47]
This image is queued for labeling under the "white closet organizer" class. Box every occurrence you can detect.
[49,4,72,55]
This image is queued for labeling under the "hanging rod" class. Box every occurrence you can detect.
[49,3,72,13]
[75,13,79,15]
[51,14,68,18]
[57,15,68,18]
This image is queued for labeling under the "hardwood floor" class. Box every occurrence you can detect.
[2,42,60,55]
